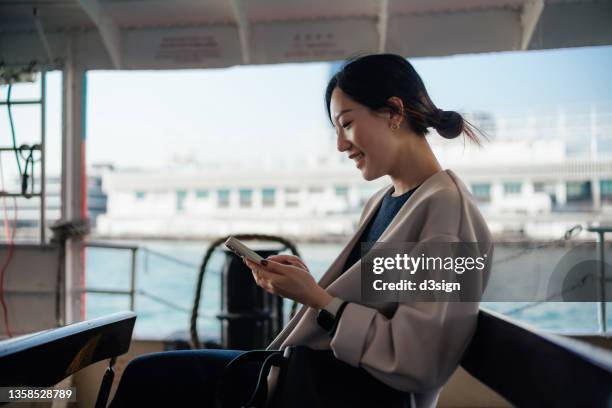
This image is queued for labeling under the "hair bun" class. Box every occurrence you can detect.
[431,108,444,125]
[434,109,463,139]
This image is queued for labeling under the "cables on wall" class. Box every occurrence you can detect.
[0,145,17,338]
[6,84,40,197]
[0,70,46,337]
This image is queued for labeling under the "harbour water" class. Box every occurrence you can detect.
[85,239,611,341]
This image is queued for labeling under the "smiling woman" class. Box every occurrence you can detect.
[326,54,485,192]
[256,54,493,408]
[326,54,483,141]
[109,54,494,408]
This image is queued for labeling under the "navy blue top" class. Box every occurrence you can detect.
[342,184,421,273]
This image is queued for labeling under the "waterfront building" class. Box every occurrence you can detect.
[96,105,612,240]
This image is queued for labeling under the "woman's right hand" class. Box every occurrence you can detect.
[265,254,310,273]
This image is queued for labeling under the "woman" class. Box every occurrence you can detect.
[110,54,493,408]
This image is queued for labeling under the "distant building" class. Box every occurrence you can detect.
[96,104,612,240]
[9,172,107,239]
[96,161,385,240]
[95,141,612,240]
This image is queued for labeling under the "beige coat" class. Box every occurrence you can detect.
[266,169,494,408]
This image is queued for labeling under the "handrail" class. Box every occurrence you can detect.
[461,308,612,407]
[0,311,136,387]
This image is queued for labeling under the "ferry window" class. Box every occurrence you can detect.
[533,182,545,192]
[335,186,348,197]
[239,189,253,208]
[503,182,522,195]
[308,187,324,194]
[176,190,188,212]
[70,45,612,340]
[217,189,230,208]
[471,183,491,202]
[600,180,612,202]
[285,188,300,208]
[566,181,591,201]
[88,178,102,188]
[533,181,558,201]
[262,188,276,207]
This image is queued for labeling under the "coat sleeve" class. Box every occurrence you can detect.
[329,233,486,392]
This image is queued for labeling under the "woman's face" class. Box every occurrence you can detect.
[329,87,398,180]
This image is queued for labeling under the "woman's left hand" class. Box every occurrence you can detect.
[243,257,332,309]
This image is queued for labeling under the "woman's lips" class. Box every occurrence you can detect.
[354,153,365,168]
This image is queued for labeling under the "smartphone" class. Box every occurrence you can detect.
[224,236,264,264]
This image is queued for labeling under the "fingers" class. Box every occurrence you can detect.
[251,269,260,283]
[257,259,285,274]
[245,258,278,279]
[243,257,261,283]
[244,257,284,275]
[266,254,307,270]
[259,279,275,294]
[244,257,280,290]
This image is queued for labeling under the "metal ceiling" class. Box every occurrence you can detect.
[0,0,611,70]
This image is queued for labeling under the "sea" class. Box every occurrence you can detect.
[85,239,612,341]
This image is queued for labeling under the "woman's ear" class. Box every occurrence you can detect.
[386,96,404,127]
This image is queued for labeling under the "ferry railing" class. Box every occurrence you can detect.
[461,308,612,407]
[81,242,200,314]
[80,229,610,334]
[486,224,611,334]
[0,311,137,408]
[83,242,139,310]
[586,225,610,333]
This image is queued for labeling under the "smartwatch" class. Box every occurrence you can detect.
[316,297,348,336]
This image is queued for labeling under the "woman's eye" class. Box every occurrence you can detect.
[342,122,352,129]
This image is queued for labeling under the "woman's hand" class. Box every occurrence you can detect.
[243,256,332,309]
[265,254,309,271]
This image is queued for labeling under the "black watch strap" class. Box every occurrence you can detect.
[328,301,349,337]
[317,300,349,336]
[316,309,334,332]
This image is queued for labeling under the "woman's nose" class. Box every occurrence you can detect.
[336,133,351,152]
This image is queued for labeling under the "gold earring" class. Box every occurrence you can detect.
[391,123,399,130]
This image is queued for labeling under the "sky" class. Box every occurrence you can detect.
[0,45,611,177]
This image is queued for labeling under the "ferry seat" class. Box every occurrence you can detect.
[0,311,136,408]
[460,309,612,407]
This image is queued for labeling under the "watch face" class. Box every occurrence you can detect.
[317,309,335,332]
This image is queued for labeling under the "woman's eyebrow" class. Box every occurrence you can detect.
[334,109,353,122]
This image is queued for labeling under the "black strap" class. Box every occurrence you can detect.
[217,350,283,408]
[329,301,349,337]
[223,350,277,376]
[243,352,285,408]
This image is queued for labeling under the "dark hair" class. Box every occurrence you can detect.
[325,54,487,145]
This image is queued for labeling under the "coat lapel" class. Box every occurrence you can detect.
[268,184,392,349]
[267,170,450,349]
[317,184,392,289]
[322,169,450,290]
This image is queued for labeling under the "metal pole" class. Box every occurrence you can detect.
[0,100,42,105]
[0,146,42,151]
[95,356,116,408]
[597,231,607,333]
[586,226,609,333]
[40,70,47,244]
[61,34,87,324]
[129,248,137,311]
